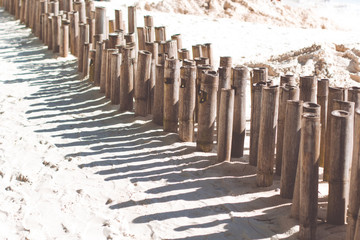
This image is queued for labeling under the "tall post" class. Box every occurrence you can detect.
[73,0,85,24]
[119,45,134,112]
[94,40,105,86]
[349,86,360,110]
[280,100,303,199]
[78,23,89,72]
[217,89,235,162]
[163,58,181,132]
[128,6,137,34]
[327,110,353,225]
[152,64,165,125]
[196,71,219,152]
[299,113,320,240]
[105,49,118,98]
[60,19,69,57]
[231,66,249,158]
[70,11,79,56]
[110,52,121,105]
[317,79,329,167]
[134,50,152,116]
[145,42,158,114]
[82,42,91,78]
[52,15,61,53]
[178,65,196,142]
[95,6,106,36]
[256,85,279,187]
[155,26,166,42]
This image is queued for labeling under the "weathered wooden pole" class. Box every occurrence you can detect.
[78,23,89,72]
[87,17,95,45]
[39,0,48,40]
[327,110,353,225]
[49,0,58,16]
[179,48,190,61]
[218,89,235,162]
[59,19,69,57]
[119,45,135,112]
[303,102,321,114]
[94,40,105,86]
[164,40,178,59]
[137,27,145,51]
[51,15,61,53]
[299,113,321,240]
[299,75,317,103]
[163,58,181,132]
[105,48,118,98]
[125,33,135,44]
[82,42,91,78]
[73,0,85,24]
[192,44,202,59]
[194,57,209,66]
[115,9,123,32]
[128,6,137,34]
[134,50,152,116]
[347,109,360,240]
[152,64,165,125]
[195,64,211,123]
[251,67,268,85]
[280,100,303,199]
[47,15,53,50]
[178,65,196,142]
[108,32,122,49]
[89,49,96,82]
[231,66,249,158]
[155,26,166,42]
[70,11,79,56]
[95,6,106,36]
[196,71,219,152]
[256,85,279,187]
[64,0,73,12]
[144,16,154,42]
[317,79,329,168]
[280,74,296,87]
[324,86,347,181]
[349,86,360,110]
[34,0,40,37]
[249,82,266,166]
[203,43,214,67]
[85,0,94,18]
[110,52,121,105]
[145,42,158,114]
[217,65,232,131]
[20,0,27,24]
[275,84,299,175]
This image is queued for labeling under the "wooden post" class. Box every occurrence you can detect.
[324,87,347,181]
[231,66,249,158]
[171,34,182,53]
[145,42,158,114]
[105,49,118,98]
[51,15,61,53]
[120,45,134,112]
[349,86,360,110]
[125,33,135,44]
[73,1,85,24]
[194,57,209,66]
[34,0,40,36]
[251,67,268,85]
[299,113,320,240]
[163,58,181,132]
[108,19,115,34]
[70,11,79,56]
[280,100,303,199]
[218,89,235,162]
[39,0,48,40]
[179,48,190,61]
[64,0,73,12]
[192,44,202,59]
[89,49,96,82]
[87,17,95,45]
[108,32,122,49]
[347,109,360,240]
[60,19,69,57]
[78,23,89,72]
[95,6,106,36]
[217,66,232,132]
[280,74,296,86]
[134,50,152,116]
[203,43,213,67]
[179,65,196,142]
[164,40,178,59]
[94,40,104,86]
[20,0,26,24]
[85,0,94,18]
[155,26,166,42]
[137,27,145,51]
[327,110,353,225]
[47,15,53,50]
[128,6,137,34]
[152,64,164,125]
[275,84,299,175]
[256,85,279,187]
[219,57,232,68]
[144,16,154,42]
[82,42,91,78]
[115,9,123,32]
[317,79,329,167]
[195,64,211,123]
[49,0,58,16]
[99,45,109,92]
[249,82,266,166]
[196,71,219,152]
[110,52,121,105]
[303,102,321,114]
[299,75,317,103]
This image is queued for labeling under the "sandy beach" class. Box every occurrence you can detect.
[0,0,360,239]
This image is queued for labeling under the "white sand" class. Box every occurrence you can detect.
[0,0,359,239]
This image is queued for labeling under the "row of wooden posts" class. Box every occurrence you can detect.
[2,0,360,239]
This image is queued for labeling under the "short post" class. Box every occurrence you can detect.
[119,45,135,112]
[256,85,279,187]
[82,42,91,78]
[52,15,61,53]
[299,113,321,240]
[59,20,69,57]
[192,44,202,59]
[145,42,158,114]
[155,26,166,42]
[178,65,196,142]
[152,64,165,125]
[327,110,353,225]
[280,74,296,86]
[275,84,299,175]
[165,40,178,59]
[280,100,303,199]
[94,40,105,86]
[163,58,181,132]
[194,57,209,66]
[70,11,79,57]
[110,52,121,105]
[324,87,347,181]
[249,82,266,166]
[134,50,152,116]
[89,49,96,82]
[179,48,190,61]
[78,23,89,72]
[231,66,249,158]
[47,15,53,50]
[317,79,329,167]
[299,75,317,103]
[251,67,268,85]
[105,49,118,98]
[217,89,235,162]
[196,71,219,152]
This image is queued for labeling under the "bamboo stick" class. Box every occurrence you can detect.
[134,50,152,116]
[179,65,196,142]
[119,45,135,112]
[299,113,321,240]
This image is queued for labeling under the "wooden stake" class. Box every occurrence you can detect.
[231,66,249,158]
[128,6,137,34]
[299,75,317,103]
[280,100,303,199]
[324,87,347,181]
[110,52,121,105]
[105,49,118,98]
[163,58,181,132]
[73,1,85,24]
[327,110,353,225]
[275,85,299,175]
[95,6,106,35]
[51,15,61,53]
[155,26,166,42]
[196,71,219,152]
[256,85,279,187]
[179,65,196,142]
[299,113,320,240]
[192,44,202,59]
[60,19,69,57]
[218,89,235,162]
[249,82,266,166]
[119,45,135,112]
[70,11,79,56]
[78,23,89,72]
[94,40,105,86]
[145,42,158,114]
[152,64,164,125]
[134,50,152,116]
[317,79,329,168]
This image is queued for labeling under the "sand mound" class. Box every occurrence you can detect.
[246,43,360,87]
[142,0,333,29]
